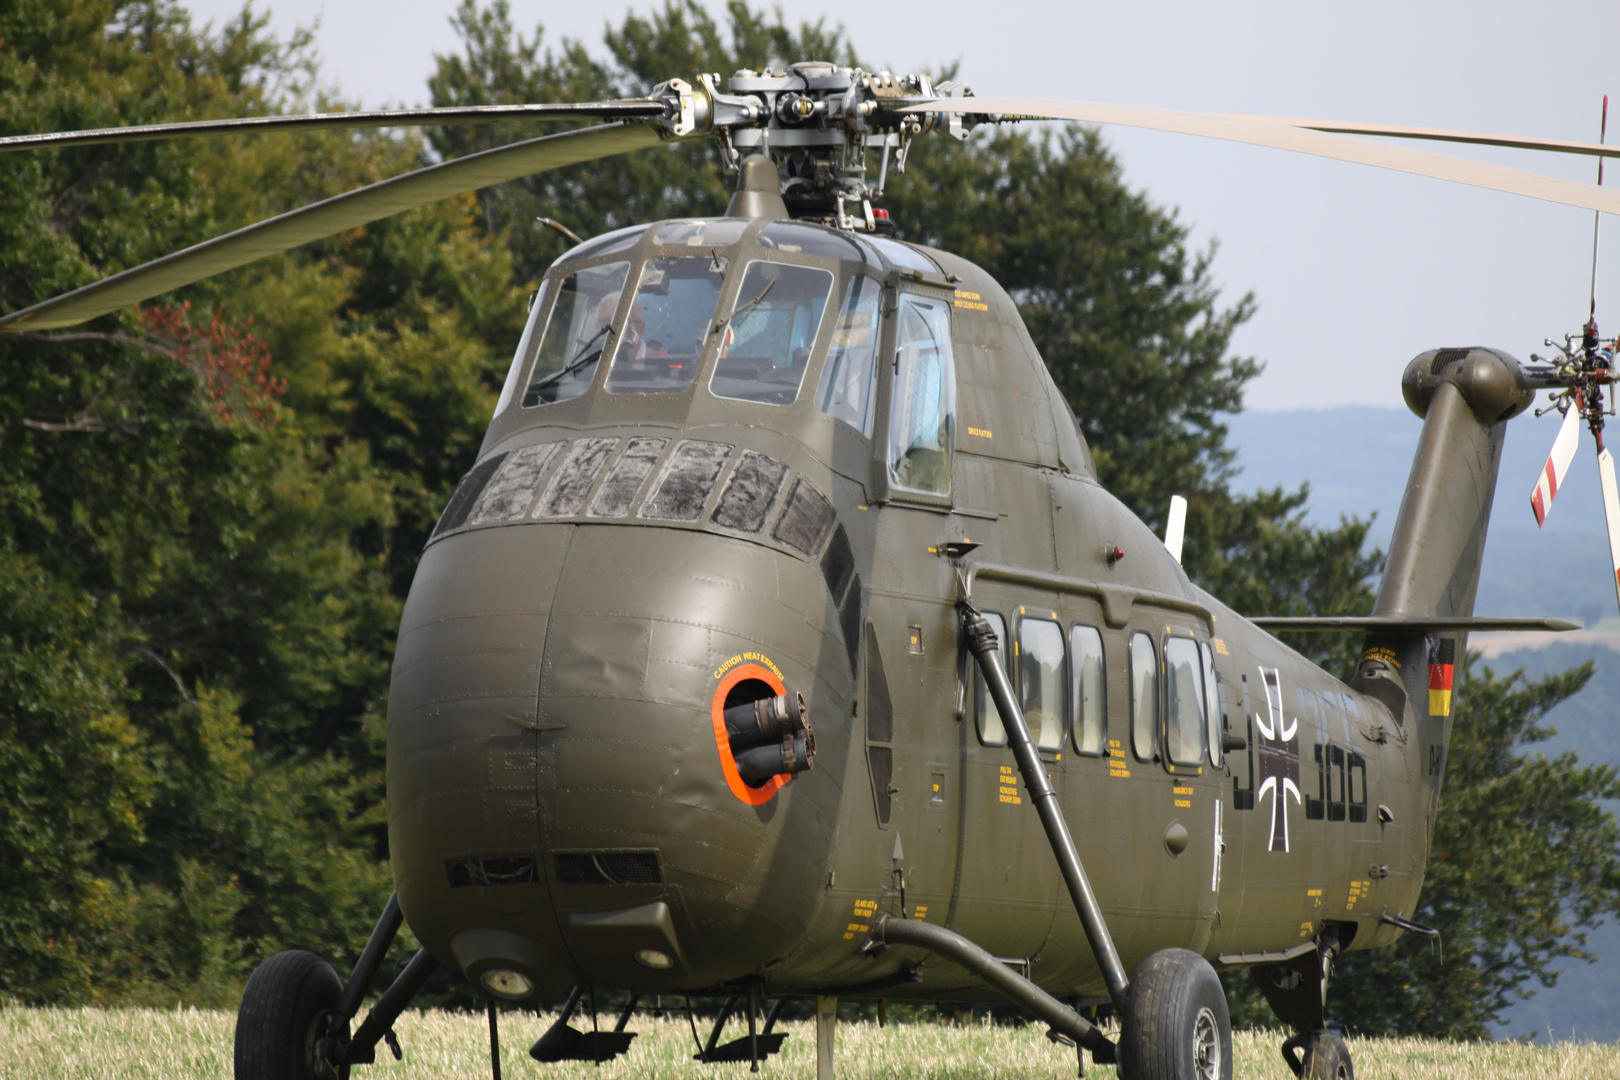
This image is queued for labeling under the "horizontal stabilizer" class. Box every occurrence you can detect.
[1250,616,1578,633]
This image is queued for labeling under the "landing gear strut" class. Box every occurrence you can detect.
[234,891,438,1080]
[1251,930,1353,1080]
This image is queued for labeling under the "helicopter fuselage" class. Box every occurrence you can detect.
[385,216,1431,1005]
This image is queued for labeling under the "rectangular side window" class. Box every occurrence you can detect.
[1129,631,1159,761]
[814,274,882,435]
[974,611,1010,746]
[1070,624,1106,755]
[1163,637,1205,766]
[1017,617,1067,750]
[886,294,955,496]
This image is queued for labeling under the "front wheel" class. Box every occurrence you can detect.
[234,949,345,1080]
[1282,1030,1354,1080]
[1118,948,1232,1080]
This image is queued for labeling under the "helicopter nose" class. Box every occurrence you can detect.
[386,516,850,996]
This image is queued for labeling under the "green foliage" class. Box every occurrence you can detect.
[0,0,508,1003]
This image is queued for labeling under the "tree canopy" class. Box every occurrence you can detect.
[0,0,1611,1039]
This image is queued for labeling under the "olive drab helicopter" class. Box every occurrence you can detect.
[9,62,1620,1080]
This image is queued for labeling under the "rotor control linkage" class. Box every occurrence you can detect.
[959,603,1131,1011]
[869,916,1114,1062]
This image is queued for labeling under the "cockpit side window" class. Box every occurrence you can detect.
[886,294,956,495]
[521,261,630,408]
[710,261,833,406]
[494,278,550,417]
[604,256,729,395]
[814,274,882,435]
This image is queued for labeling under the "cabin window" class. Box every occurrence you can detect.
[653,219,749,248]
[815,275,882,435]
[1163,637,1205,766]
[1070,624,1106,755]
[710,261,832,406]
[565,222,648,261]
[495,278,551,416]
[1017,617,1067,750]
[522,261,631,407]
[974,611,1010,746]
[866,235,940,274]
[1200,642,1222,768]
[759,221,879,265]
[604,256,728,395]
[886,294,956,495]
[1129,631,1159,761]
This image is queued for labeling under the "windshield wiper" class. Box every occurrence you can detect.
[713,277,777,338]
[533,323,614,388]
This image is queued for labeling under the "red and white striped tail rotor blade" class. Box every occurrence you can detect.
[1599,448,1620,615]
[1530,406,1582,526]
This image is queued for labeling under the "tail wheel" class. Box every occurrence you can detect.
[234,949,345,1080]
[1118,948,1232,1080]
[1282,1030,1354,1080]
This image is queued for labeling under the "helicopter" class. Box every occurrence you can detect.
[8,64,1620,1080]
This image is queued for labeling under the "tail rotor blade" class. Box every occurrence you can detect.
[1598,448,1620,615]
[1530,406,1583,526]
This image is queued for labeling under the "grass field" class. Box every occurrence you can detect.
[5,1004,1618,1079]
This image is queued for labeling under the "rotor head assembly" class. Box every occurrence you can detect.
[649,64,983,229]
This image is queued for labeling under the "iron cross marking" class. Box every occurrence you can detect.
[1254,666,1301,853]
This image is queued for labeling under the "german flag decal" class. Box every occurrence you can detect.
[1428,639,1456,716]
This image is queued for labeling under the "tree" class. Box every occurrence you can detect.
[0,0,516,1003]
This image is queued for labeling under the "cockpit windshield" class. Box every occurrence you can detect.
[710,261,833,406]
[506,220,895,415]
[521,261,630,408]
[604,256,729,395]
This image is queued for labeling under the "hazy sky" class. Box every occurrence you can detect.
[182,0,1620,416]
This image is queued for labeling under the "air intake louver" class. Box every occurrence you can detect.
[554,851,663,885]
[446,855,539,889]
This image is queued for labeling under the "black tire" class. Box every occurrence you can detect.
[1301,1031,1353,1080]
[1118,948,1232,1080]
[234,949,345,1080]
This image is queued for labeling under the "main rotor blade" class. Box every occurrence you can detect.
[1228,115,1620,161]
[0,122,664,332]
[1597,447,1620,616]
[1530,406,1582,526]
[0,101,664,154]
[908,99,1620,218]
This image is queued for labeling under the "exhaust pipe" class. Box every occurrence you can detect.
[733,730,815,785]
[724,692,807,746]
[724,691,814,785]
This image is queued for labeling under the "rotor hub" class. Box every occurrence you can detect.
[651,64,987,230]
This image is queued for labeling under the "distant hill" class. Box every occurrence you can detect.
[1227,407,1620,1041]
[1226,405,1618,627]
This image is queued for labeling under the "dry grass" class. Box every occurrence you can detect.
[4,1004,1618,1079]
